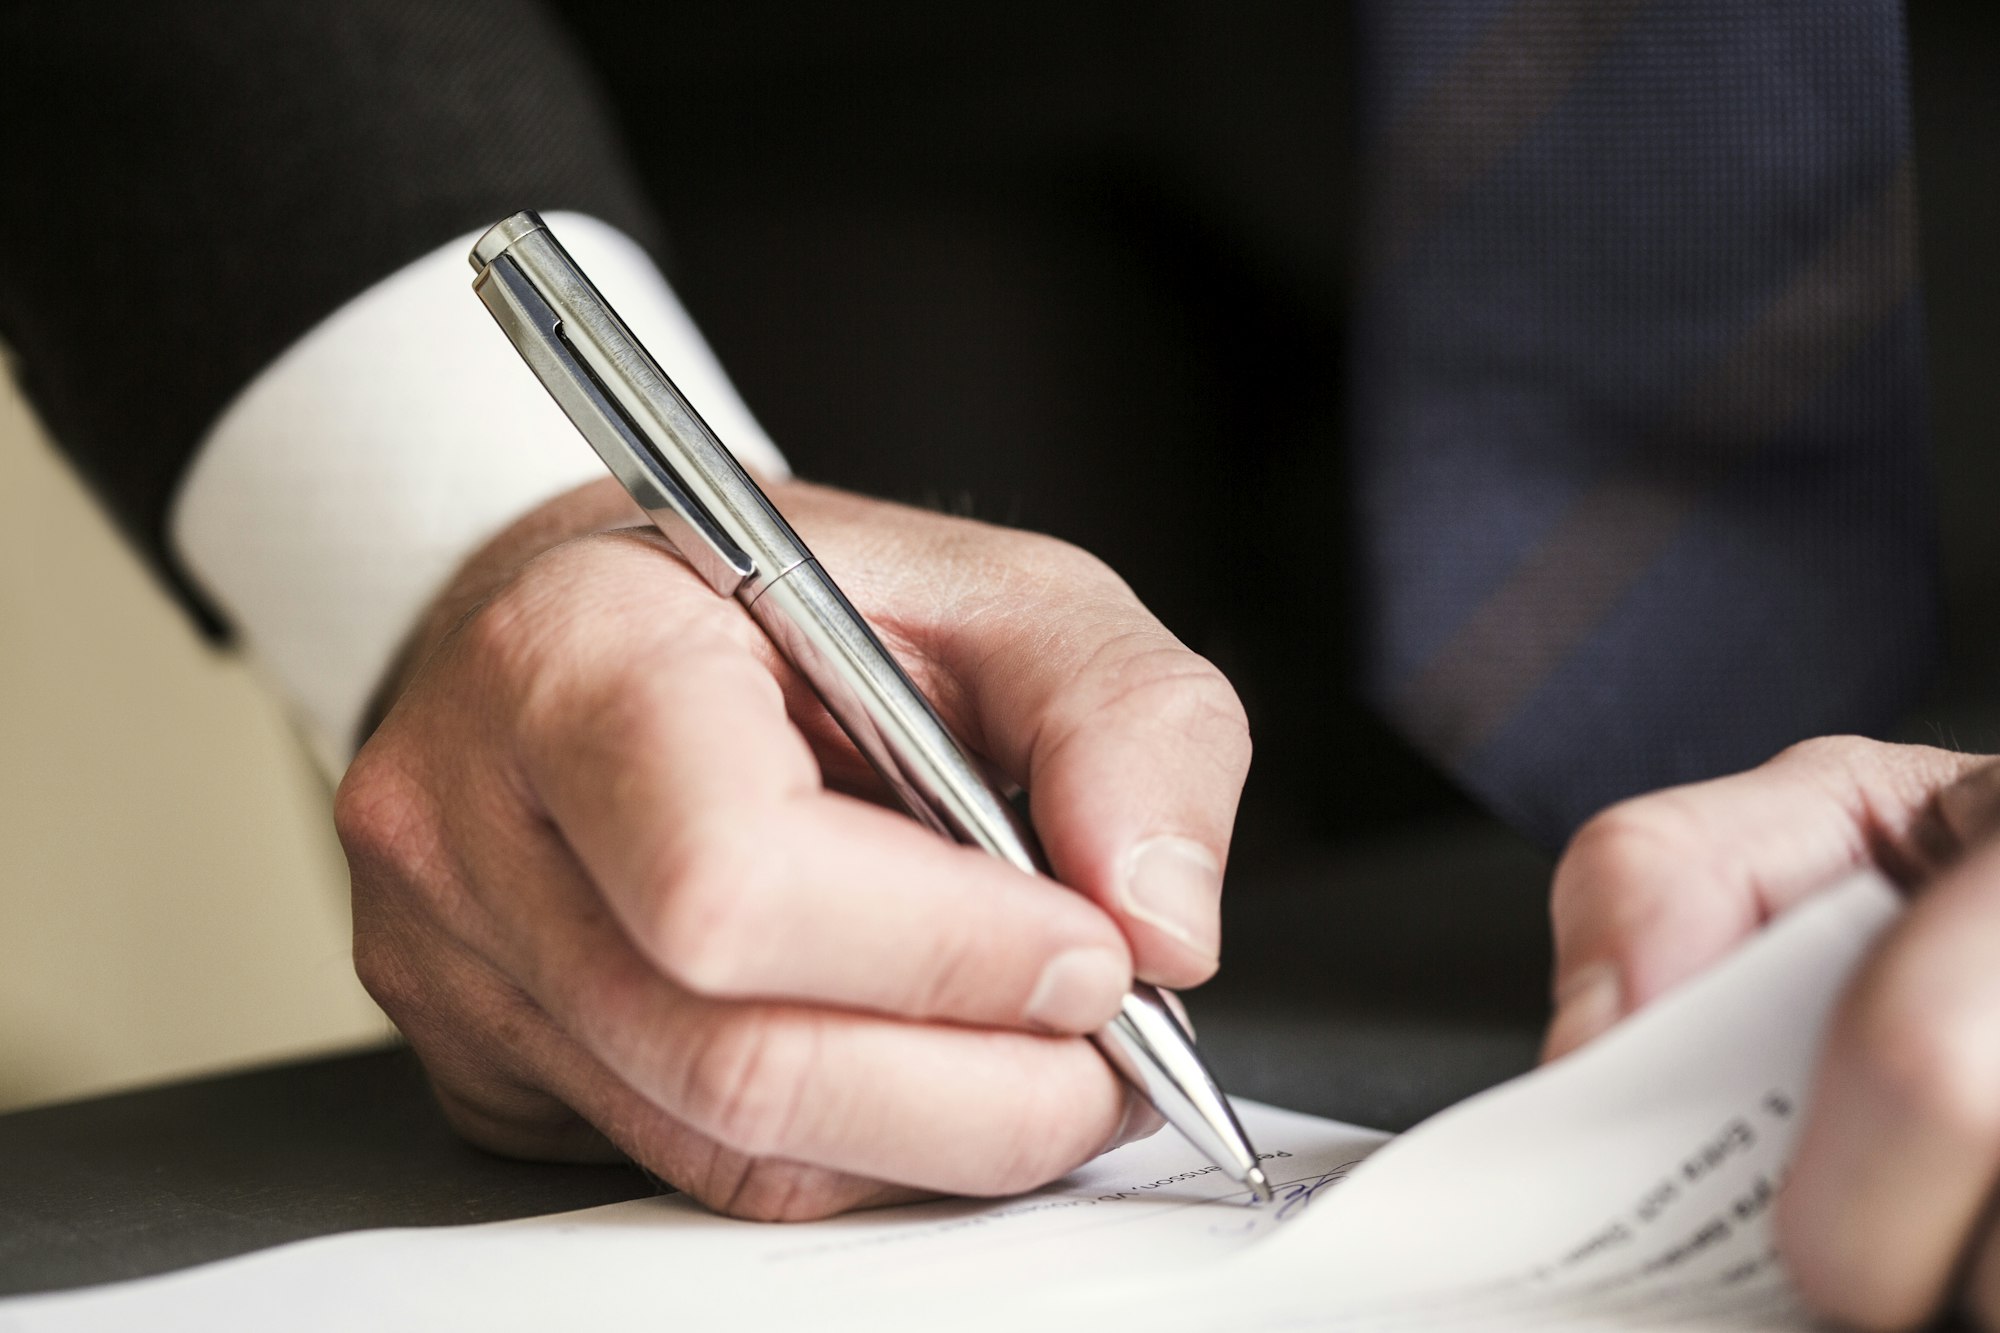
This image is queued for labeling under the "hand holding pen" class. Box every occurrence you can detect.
[334,221,1258,1217]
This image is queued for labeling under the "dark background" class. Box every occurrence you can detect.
[545,0,1997,1026]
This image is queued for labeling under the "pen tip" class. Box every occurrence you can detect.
[1245,1166,1273,1204]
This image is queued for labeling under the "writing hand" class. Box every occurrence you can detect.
[335,476,1249,1220]
[1542,736,2000,1329]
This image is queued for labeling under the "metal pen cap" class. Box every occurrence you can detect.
[469,212,802,602]
[469,211,1270,1203]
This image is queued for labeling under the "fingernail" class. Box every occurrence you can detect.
[1025,947,1128,1032]
[1120,836,1222,962]
[1544,965,1623,1062]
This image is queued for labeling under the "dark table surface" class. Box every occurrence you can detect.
[0,822,1554,1299]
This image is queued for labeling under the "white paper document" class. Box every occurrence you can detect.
[0,873,1899,1332]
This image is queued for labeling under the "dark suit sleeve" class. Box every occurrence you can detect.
[0,0,661,629]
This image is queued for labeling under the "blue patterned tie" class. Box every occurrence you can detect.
[1356,0,1939,849]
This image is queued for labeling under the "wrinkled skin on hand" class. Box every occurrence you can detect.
[1545,736,2000,1330]
[336,476,1249,1221]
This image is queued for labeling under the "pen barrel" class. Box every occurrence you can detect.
[748,562,1264,1189]
[472,213,808,601]
[743,560,1044,875]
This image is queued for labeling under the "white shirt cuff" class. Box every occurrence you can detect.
[170,212,787,779]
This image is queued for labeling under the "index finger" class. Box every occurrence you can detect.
[1543,738,1981,1062]
[897,536,1251,989]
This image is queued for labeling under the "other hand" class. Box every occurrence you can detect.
[335,476,1250,1220]
[1544,736,2000,1329]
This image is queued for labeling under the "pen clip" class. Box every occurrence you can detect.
[473,252,756,597]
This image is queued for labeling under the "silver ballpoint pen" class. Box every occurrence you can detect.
[468,211,1271,1204]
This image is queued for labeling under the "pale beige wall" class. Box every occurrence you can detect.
[0,379,389,1111]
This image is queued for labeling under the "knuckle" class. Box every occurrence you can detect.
[1555,803,1688,900]
[337,762,461,1027]
[1165,660,1253,759]
[646,825,778,997]
[679,1010,817,1156]
[1549,801,1707,946]
[333,750,443,886]
[1068,644,1253,768]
